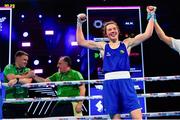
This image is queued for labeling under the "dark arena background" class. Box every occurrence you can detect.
[0,0,180,119]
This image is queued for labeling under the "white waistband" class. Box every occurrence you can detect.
[105,71,130,80]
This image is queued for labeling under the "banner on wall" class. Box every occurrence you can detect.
[0,7,12,69]
[0,7,12,118]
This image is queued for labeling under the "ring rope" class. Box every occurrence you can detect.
[2,75,180,118]
[3,92,180,103]
[138,92,180,98]
[140,75,180,81]
[120,111,180,118]
[119,111,180,118]
[3,95,103,103]
[2,75,180,88]
[142,111,180,117]
[4,111,180,119]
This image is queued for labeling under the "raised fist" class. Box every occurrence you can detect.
[147,6,157,13]
[77,13,87,24]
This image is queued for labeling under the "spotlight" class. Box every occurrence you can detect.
[34,60,39,65]
[58,14,61,18]
[71,41,78,46]
[34,69,43,74]
[23,32,28,37]
[21,14,25,18]
[38,14,42,18]
[22,42,31,47]
[77,59,80,63]
[48,59,52,63]
[45,30,54,35]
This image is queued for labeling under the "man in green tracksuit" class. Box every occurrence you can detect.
[3,50,46,118]
[46,56,86,117]
[3,50,35,118]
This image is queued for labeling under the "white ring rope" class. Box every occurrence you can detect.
[2,75,180,119]
[142,111,180,117]
[3,95,103,103]
[3,92,180,103]
[2,111,180,119]
[2,75,180,88]
[141,75,180,81]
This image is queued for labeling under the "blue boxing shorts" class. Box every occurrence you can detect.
[103,71,141,116]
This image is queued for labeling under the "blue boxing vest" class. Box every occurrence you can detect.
[103,42,130,73]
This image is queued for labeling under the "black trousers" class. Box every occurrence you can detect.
[3,103,30,118]
[50,102,74,117]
